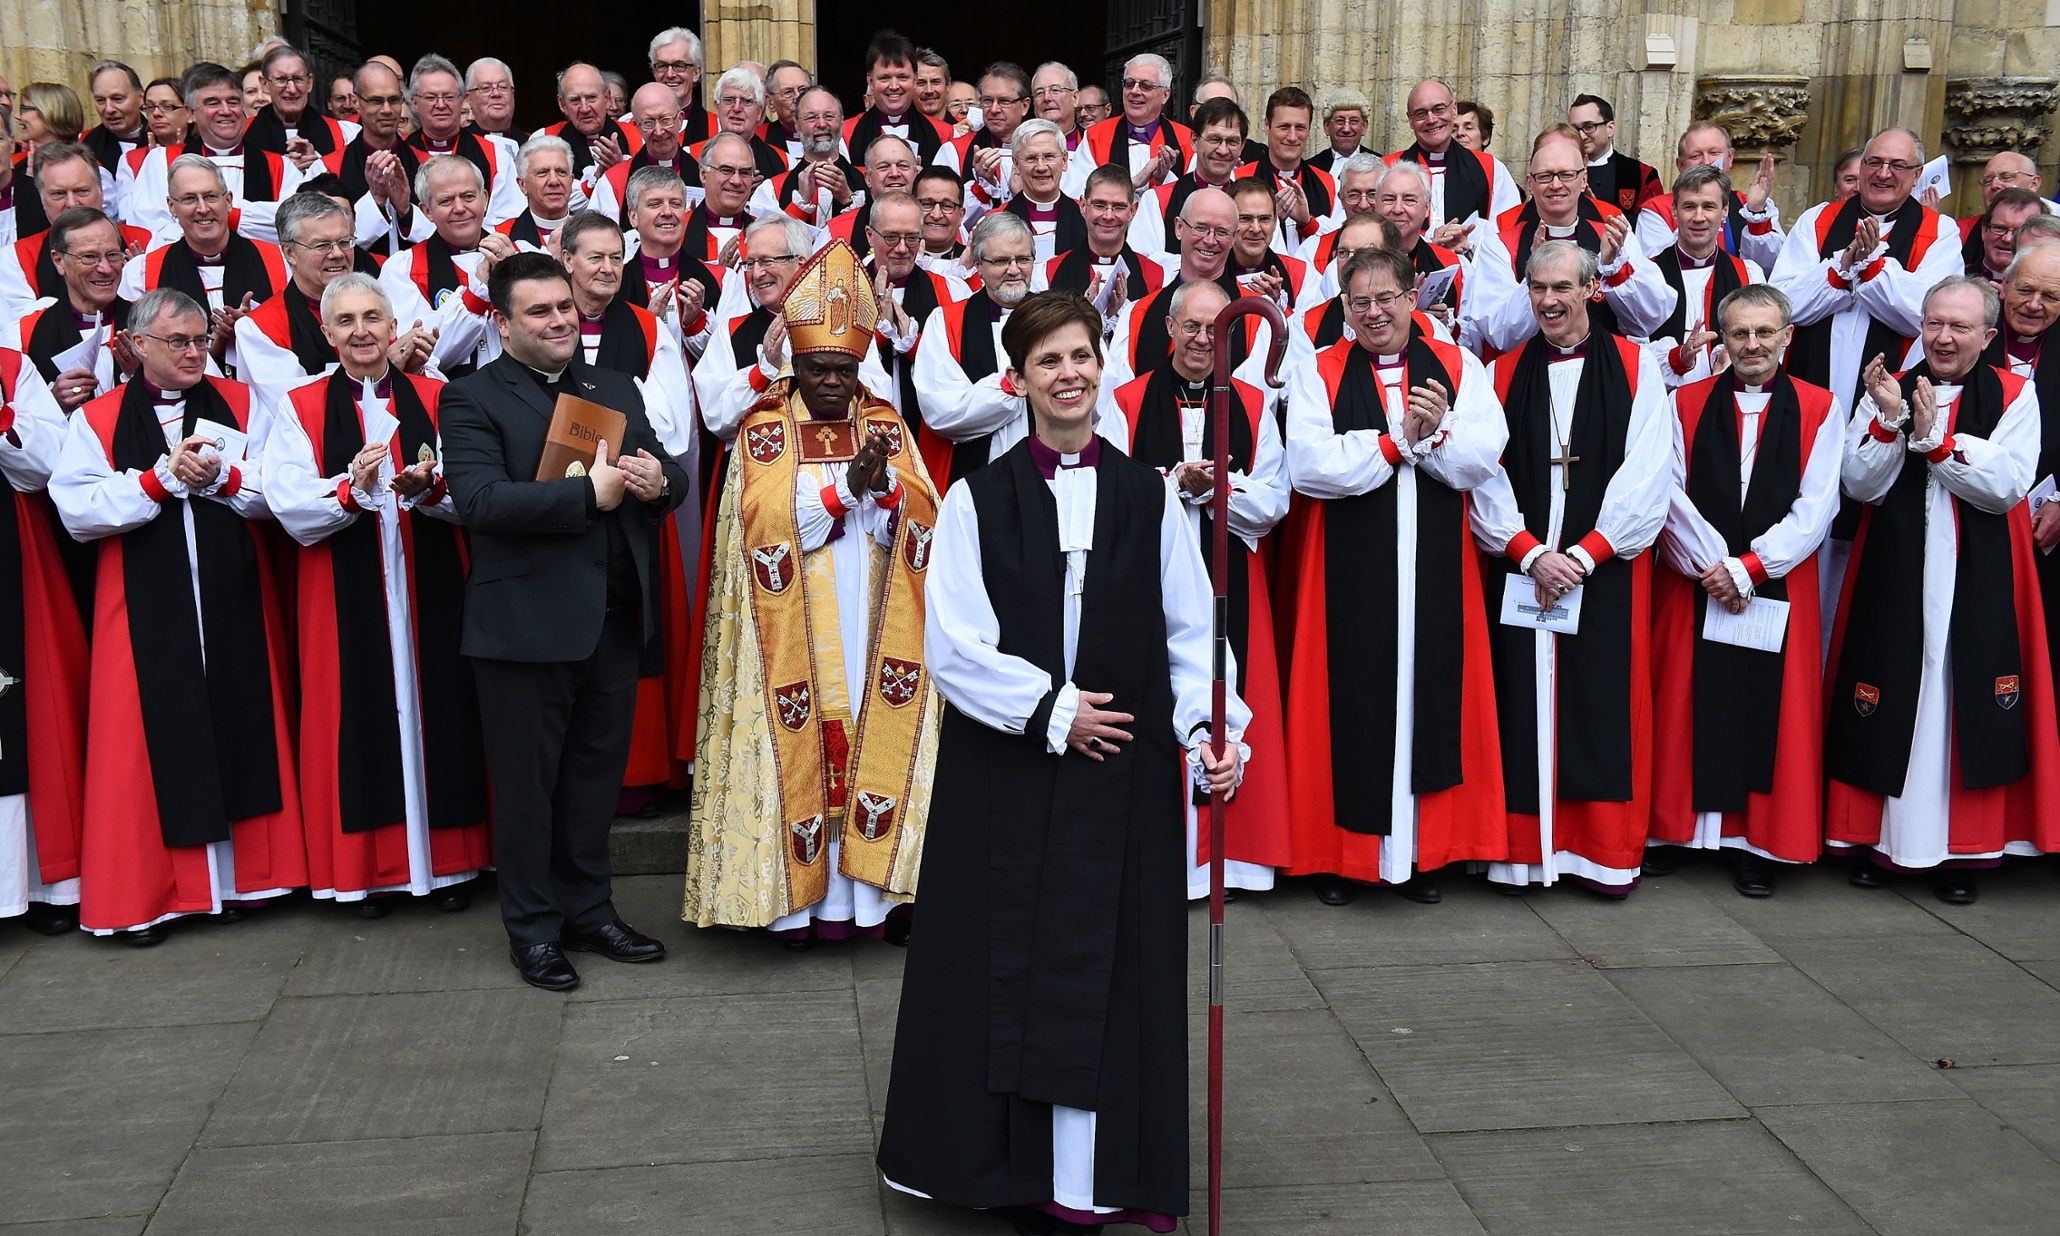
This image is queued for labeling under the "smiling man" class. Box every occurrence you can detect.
[404,55,522,227]
[124,63,305,246]
[1645,164,1766,387]
[1385,78,1519,228]
[244,45,357,170]
[1063,53,1192,198]
[377,154,516,378]
[120,156,290,374]
[1567,94,1663,220]
[844,32,951,166]
[591,83,705,227]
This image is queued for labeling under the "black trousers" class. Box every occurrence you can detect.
[471,607,641,947]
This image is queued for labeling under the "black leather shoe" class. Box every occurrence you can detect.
[22,902,79,935]
[1313,873,1358,906]
[883,914,912,946]
[561,918,666,963]
[1730,855,1777,898]
[430,882,473,913]
[510,942,580,991]
[1932,872,1978,905]
[1393,876,1442,904]
[1848,861,1888,889]
[354,897,395,920]
[1641,845,1694,877]
[122,925,170,947]
[212,905,249,924]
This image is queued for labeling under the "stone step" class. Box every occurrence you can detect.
[608,788,693,875]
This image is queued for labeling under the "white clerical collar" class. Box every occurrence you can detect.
[1375,353,1404,366]
[1738,381,1770,395]
[1587,148,1614,167]
[1543,222,1578,238]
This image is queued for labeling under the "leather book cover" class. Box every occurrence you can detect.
[534,392,629,482]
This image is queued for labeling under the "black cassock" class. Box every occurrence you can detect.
[877,439,1190,1220]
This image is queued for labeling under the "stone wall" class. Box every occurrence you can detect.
[703,0,816,91]
[1,0,279,93]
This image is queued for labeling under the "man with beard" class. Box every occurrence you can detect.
[542,63,645,188]
[264,272,491,916]
[1470,240,1674,897]
[51,288,307,944]
[642,28,712,148]
[125,64,304,246]
[240,192,436,409]
[1282,246,1508,905]
[1568,94,1663,220]
[404,56,521,228]
[1235,86,1342,254]
[762,62,813,162]
[1637,122,1785,270]
[1225,177,1320,312]
[1,144,152,322]
[1031,62,1082,151]
[756,88,865,229]
[120,156,289,377]
[844,32,951,167]
[864,190,965,431]
[1045,163,1163,307]
[814,136,921,264]
[463,58,524,147]
[494,136,575,253]
[1062,53,1192,199]
[1386,79,1519,229]
[1967,187,2047,284]
[321,62,428,261]
[691,68,788,183]
[377,155,517,379]
[937,62,1032,188]
[591,84,703,226]
[1826,276,2060,902]
[1647,284,1841,896]
[1645,165,1767,388]
[244,45,356,174]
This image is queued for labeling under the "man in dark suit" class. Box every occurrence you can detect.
[440,252,690,991]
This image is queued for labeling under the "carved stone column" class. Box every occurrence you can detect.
[1693,75,1813,155]
[703,0,816,89]
[1943,77,2060,164]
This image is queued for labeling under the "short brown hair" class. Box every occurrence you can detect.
[1532,123,1583,156]
[1000,290,1104,374]
[1456,100,1494,141]
[1228,175,1275,209]
[1264,85,1313,124]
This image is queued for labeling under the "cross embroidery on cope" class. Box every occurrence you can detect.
[799,419,858,462]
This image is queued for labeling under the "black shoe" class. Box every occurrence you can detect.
[510,942,580,991]
[783,933,817,952]
[22,902,79,935]
[1393,875,1442,904]
[430,882,473,913]
[121,925,170,947]
[1313,873,1358,906]
[1932,872,1978,905]
[1220,887,1241,905]
[1848,861,1889,889]
[1003,1207,1058,1236]
[561,918,666,964]
[213,905,249,924]
[1730,855,1777,898]
[1641,845,1689,877]
[353,897,395,920]
[882,914,912,947]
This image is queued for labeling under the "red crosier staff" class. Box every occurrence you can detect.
[1204,292,1287,1236]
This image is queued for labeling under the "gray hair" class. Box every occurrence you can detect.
[970,210,1033,262]
[1671,162,1733,200]
[464,57,512,91]
[559,210,624,258]
[1034,61,1078,92]
[868,190,919,231]
[1924,274,2000,329]
[131,287,207,335]
[744,213,811,258]
[319,271,392,320]
[1714,282,1793,331]
[1322,87,1371,122]
[2012,213,2060,253]
[1191,69,1237,104]
[701,131,755,171]
[1168,276,1231,321]
[649,28,702,67]
[275,190,352,246]
[89,60,144,91]
[516,134,573,179]
[864,134,917,168]
[1009,118,1066,160]
[624,165,687,213]
[714,65,766,108]
[1871,125,1927,168]
[1374,159,1432,200]
[1125,53,1174,91]
[166,152,228,195]
[414,153,485,204]
[1338,151,1387,184]
[407,53,463,111]
[1526,239,1598,284]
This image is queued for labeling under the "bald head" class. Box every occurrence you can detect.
[1983,150,2043,206]
[2003,243,2060,340]
[1405,80,1457,152]
[632,81,675,114]
[1180,185,1235,228]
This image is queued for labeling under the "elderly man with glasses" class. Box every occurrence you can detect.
[689,66,789,182]
[641,27,713,147]
[119,155,290,375]
[403,55,522,227]
[541,62,646,187]
[461,58,524,145]
[1383,78,1519,231]
[244,45,357,173]
[591,83,705,226]
[1062,53,1192,198]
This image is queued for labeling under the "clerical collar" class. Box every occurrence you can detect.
[1022,196,1060,221]
[1231,257,1269,277]
[1676,246,1720,270]
[1586,149,1614,167]
[1270,163,1301,182]
[1375,353,1405,367]
[1737,379,1770,395]
[421,134,459,153]
[524,363,566,386]
[139,378,190,405]
[1174,372,1208,400]
[1548,336,1589,361]
[700,207,741,228]
[69,304,104,330]
[1543,222,1578,239]
[190,241,227,266]
[1422,148,1447,166]
[641,251,676,272]
[1124,119,1161,145]
[353,371,395,401]
[1028,432,1101,478]
[876,109,908,125]
[203,142,244,158]
[987,299,1010,323]
[2005,330,2042,363]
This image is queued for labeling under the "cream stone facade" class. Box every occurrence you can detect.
[2,0,278,90]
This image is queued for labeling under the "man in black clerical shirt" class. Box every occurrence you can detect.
[439,252,690,991]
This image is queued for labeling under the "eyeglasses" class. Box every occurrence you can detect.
[871,230,922,250]
[1722,326,1786,344]
[170,191,229,209]
[1346,290,1411,312]
[634,113,683,131]
[1172,321,1213,339]
[414,93,461,107]
[1181,224,1233,242]
[1985,221,2023,239]
[916,196,962,213]
[739,254,799,271]
[1199,134,1243,150]
[715,94,759,109]
[142,101,186,115]
[1406,102,1453,121]
[773,85,806,100]
[981,254,1037,270]
[978,95,1026,110]
[268,73,312,89]
[704,162,755,181]
[1570,120,1609,135]
[137,332,209,353]
[651,59,700,76]
[1019,152,1063,167]
[1980,171,2031,187]
[292,238,356,255]
[1121,78,1165,93]
[57,249,124,269]
[360,94,405,110]
[467,83,512,97]
[1529,169,1585,185]
[1031,85,1073,99]
[1862,157,1922,175]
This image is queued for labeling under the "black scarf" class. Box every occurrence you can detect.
[879,266,943,433]
[1049,244,1153,301]
[406,129,496,192]
[82,125,135,175]
[1159,171,1225,252]
[1005,192,1087,256]
[183,142,281,203]
[246,105,341,157]
[1826,362,2027,794]
[1411,239,1460,309]
[1261,160,1335,222]
[154,234,278,314]
[1323,342,1467,832]
[774,158,865,211]
[610,146,701,225]
[334,136,420,204]
[1654,246,1746,345]
[108,378,282,846]
[14,186,50,244]
[464,122,528,147]
[622,246,722,317]
[317,372,487,830]
[502,210,549,250]
[681,204,749,263]
[1309,297,1349,350]
[848,107,944,165]
[1684,371,1805,811]
[1507,202,1619,338]
[25,298,129,382]
[1487,335,1638,811]
[1402,142,1491,225]
[562,118,637,180]
[1790,195,1927,406]
[280,288,337,377]
[1589,151,1655,217]
[944,290,1004,482]
[587,298,655,380]
[29,234,63,301]
[951,128,1004,185]
[1985,327,2060,481]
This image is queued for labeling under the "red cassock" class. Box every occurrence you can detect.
[284,373,494,895]
[1649,373,1833,863]
[74,379,306,932]
[0,351,90,890]
[1110,372,1291,871]
[1282,337,1507,881]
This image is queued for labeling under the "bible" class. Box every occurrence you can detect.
[534,392,629,482]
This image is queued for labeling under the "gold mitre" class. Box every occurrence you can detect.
[782,239,877,359]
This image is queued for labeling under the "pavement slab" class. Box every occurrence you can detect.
[1263,877,1579,971]
[1938,1062,2060,1161]
[1526,873,1784,968]
[1777,930,2060,1066]
[521,1155,887,1236]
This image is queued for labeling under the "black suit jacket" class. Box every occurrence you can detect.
[440,353,689,663]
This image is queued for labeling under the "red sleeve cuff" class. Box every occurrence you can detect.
[1827,265,1853,292]
[1602,262,1635,289]
[1741,551,1769,586]
[1506,529,1543,561]
[820,482,849,519]
[460,287,491,315]
[999,372,1020,397]
[1868,416,1902,444]
[336,477,361,512]
[747,366,772,393]
[1925,434,1956,465]
[139,466,170,503]
[1747,217,1774,235]
[1575,529,1615,566]
[1857,256,1886,283]
[424,476,447,507]
[1378,433,1404,465]
[875,481,904,511]
[681,310,708,336]
[219,465,243,498]
[0,407,15,437]
[1669,345,1693,375]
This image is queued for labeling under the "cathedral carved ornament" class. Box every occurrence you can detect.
[1692,76,1812,153]
[1943,77,2060,163]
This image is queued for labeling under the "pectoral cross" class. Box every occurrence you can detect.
[1551,447,1580,489]
[0,667,16,758]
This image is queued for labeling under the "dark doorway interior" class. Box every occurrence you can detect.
[814,0,1109,116]
[354,0,702,132]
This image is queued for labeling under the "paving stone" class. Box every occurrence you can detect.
[1605,962,1961,1107]
[2026,959,2060,993]
[0,1219,148,1235]
[568,875,858,1003]
[1778,932,2060,1066]
[1428,1120,1872,1235]
[1713,862,1963,944]
[0,1024,255,1224]
[200,989,561,1146]
[854,975,902,1123]
[145,1131,531,1236]
[1912,863,2060,961]
[1759,1100,2060,1236]
[1263,877,1577,971]
[1196,1180,1486,1235]
[285,898,527,997]
[1940,1062,2060,1161]
[0,905,314,1033]
[879,1186,1020,1235]
[0,927,32,978]
[1185,1010,1445,1187]
[1527,874,1783,968]
[1185,897,1325,1013]
[522,1154,885,1235]
[536,990,873,1172]
[1316,960,1743,1133]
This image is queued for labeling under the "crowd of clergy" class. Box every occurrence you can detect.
[5,20,2060,955]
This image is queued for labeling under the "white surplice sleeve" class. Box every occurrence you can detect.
[1843,390,1910,504]
[1158,484,1250,748]
[1749,396,1846,577]
[260,387,365,546]
[0,362,66,492]
[1283,351,1397,498]
[49,405,171,539]
[1852,212,1966,340]
[1597,229,1678,339]
[910,305,1023,442]
[1928,380,2039,514]
[1585,349,1676,561]
[1768,203,1852,329]
[924,480,1062,735]
[1415,346,1509,492]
